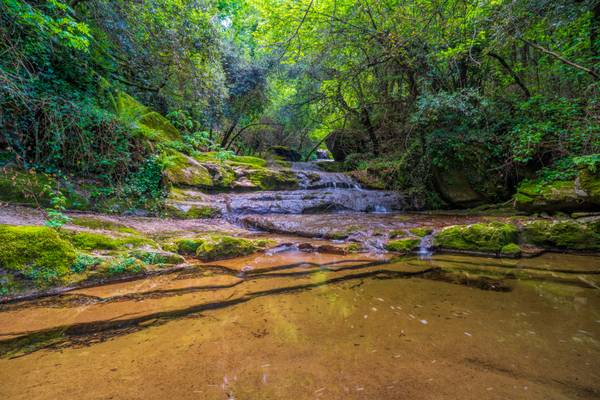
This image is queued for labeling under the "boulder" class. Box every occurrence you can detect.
[325,129,368,162]
[433,222,519,254]
[515,166,600,212]
[268,146,302,162]
[432,167,486,208]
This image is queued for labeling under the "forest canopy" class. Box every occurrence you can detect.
[1,0,599,208]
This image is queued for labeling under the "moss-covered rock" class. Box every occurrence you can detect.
[432,167,486,208]
[60,230,154,251]
[500,243,522,257]
[268,146,302,162]
[389,229,407,239]
[385,238,421,253]
[0,225,77,285]
[130,250,185,265]
[162,151,213,187]
[244,167,298,190]
[170,235,272,261]
[515,166,600,212]
[434,222,519,254]
[114,91,181,143]
[521,219,600,251]
[96,257,146,277]
[409,227,433,237]
[347,243,363,253]
[579,168,600,204]
[69,217,139,234]
[0,168,89,209]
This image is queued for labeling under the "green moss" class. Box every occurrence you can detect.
[228,155,267,168]
[579,168,600,203]
[70,254,101,273]
[409,227,433,237]
[115,92,181,144]
[385,238,421,252]
[60,230,153,251]
[515,180,580,212]
[245,168,298,190]
[521,220,600,250]
[328,231,350,240]
[389,229,406,239]
[162,150,213,187]
[434,222,519,253]
[347,243,362,253]
[138,112,181,141]
[130,250,184,265]
[0,273,20,297]
[500,243,522,257]
[172,235,270,261]
[70,217,139,234]
[0,169,53,205]
[97,257,146,276]
[0,225,76,285]
[0,169,88,209]
[515,164,600,212]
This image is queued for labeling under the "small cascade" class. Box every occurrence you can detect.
[417,234,434,260]
[168,161,405,216]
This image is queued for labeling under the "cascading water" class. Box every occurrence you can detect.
[168,161,406,216]
[417,234,434,259]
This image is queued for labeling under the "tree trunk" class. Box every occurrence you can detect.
[359,108,380,156]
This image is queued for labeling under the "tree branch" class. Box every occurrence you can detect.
[487,52,530,98]
[520,39,599,80]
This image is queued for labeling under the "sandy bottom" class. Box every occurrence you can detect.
[1,253,599,399]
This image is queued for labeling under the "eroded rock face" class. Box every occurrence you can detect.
[432,167,486,208]
[515,167,600,212]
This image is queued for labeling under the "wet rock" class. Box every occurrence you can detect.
[316,149,330,160]
[164,203,220,219]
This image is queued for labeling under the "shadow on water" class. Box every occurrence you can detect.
[0,252,526,358]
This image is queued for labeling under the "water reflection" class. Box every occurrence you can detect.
[0,252,599,399]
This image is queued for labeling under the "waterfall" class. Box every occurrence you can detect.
[417,234,434,259]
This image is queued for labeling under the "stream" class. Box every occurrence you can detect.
[1,162,599,399]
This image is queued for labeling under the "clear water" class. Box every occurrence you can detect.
[1,252,599,399]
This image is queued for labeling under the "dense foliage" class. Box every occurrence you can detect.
[1,0,598,209]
